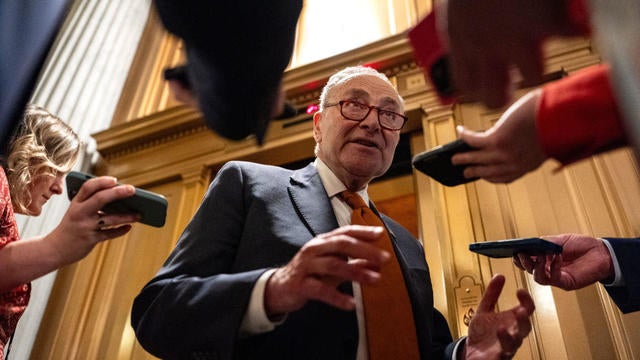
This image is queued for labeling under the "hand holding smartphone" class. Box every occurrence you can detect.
[412,139,478,186]
[66,171,168,227]
[469,238,563,258]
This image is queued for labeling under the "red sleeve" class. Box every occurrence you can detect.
[0,168,19,249]
[537,64,626,164]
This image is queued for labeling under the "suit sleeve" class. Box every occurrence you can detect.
[602,237,640,313]
[131,162,267,359]
[537,64,627,165]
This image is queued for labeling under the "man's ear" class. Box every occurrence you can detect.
[312,111,322,143]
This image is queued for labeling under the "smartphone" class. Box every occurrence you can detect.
[468,238,563,258]
[412,139,478,186]
[66,171,168,227]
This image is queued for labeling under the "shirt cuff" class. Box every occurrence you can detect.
[239,269,286,336]
[452,336,467,360]
[600,238,625,287]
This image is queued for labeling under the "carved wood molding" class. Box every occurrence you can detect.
[94,105,207,160]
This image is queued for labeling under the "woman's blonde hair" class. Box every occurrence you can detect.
[7,105,81,214]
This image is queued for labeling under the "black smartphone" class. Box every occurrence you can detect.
[66,171,168,228]
[412,139,478,186]
[469,238,563,258]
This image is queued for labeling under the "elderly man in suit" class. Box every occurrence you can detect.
[131,66,534,359]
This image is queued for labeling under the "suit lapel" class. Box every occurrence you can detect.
[288,163,339,237]
[369,202,398,240]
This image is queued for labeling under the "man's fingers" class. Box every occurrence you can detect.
[309,256,381,285]
[462,165,513,183]
[549,254,562,279]
[532,257,552,285]
[454,126,487,150]
[326,225,386,242]
[496,290,534,357]
[303,277,355,311]
[512,255,525,271]
[516,253,535,273]
[451,149,504,167]
[477,274,506,313]
[516,289,535,315]
[308,232,391,266]
[513,307,533,342]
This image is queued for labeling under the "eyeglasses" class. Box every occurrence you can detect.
[325,100,408,131]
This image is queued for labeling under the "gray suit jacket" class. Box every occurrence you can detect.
[132,161,458,359]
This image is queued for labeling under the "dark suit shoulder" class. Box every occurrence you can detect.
[603,237,640,313]
[219,161,294,179]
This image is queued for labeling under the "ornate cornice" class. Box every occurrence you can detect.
[93,105,208,161]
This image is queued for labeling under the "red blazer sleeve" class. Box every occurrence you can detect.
[537,64,626,164]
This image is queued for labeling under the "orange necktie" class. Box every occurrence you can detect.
[340,191,420,360]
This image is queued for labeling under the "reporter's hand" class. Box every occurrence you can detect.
[444,0,581,108]
[513,234,615,290]
[264,225,391,317]
[47,176,139,266]
[451,89,547,183]
[464,274,535,360]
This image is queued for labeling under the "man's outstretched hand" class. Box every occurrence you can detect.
[463,274,535,359]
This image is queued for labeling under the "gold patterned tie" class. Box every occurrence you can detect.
[340,191,420,360]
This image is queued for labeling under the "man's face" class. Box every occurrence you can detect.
[313,75,403,188]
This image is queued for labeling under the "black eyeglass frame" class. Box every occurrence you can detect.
[325,100,408,131]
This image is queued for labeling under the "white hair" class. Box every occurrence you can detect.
[318,66,403,110]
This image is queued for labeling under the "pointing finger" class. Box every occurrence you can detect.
[477,274,506,313]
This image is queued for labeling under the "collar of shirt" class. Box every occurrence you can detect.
[314,158,369,203]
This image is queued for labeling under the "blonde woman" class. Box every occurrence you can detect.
[0,105,138,358]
